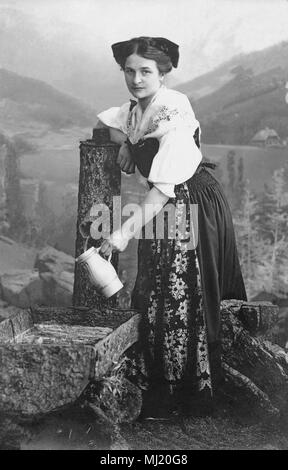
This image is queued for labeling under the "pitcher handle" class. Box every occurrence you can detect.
[95,247,112,263]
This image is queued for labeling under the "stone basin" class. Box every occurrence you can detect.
[0,306,141,416]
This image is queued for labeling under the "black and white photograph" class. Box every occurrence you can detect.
[0,0,288,453]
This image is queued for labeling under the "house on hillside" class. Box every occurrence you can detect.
[251,127,283,147]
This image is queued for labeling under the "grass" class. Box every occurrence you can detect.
[2,402,288,450]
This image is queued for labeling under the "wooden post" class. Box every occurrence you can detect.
[73,128,121,309]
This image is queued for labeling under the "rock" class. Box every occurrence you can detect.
[0,269,44,308]
[0,299,9,309]
[0,305,26,320]
[40,271,74,307]
[0,264,74,309]
[34,246,75,275]
[221,300,288,417]
[0,238,37,276]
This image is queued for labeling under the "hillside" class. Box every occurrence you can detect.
[193,70,287,145]
[0,70,94,250]
[176,41,288,100]
[0,6,132,110]
[175,41,288,145]
[192,72,287,145]
[0,68,97,134]
[0,69,95,208]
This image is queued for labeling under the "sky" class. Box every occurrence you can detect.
[1,0,288,106]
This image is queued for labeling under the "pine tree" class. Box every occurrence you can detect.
[53,188,78,255]
[233,181,266,298]
[226,149,236,208]
[0,138,8,232]
[256,167,288,296]
[234,156,246,211]
[3,138,27,241]
[283,159,288,192]
[269,168,288,295]
[33,180,57,247]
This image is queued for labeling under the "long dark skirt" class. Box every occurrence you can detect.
[126,167,247,416]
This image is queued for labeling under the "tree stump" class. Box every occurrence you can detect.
[220,300,288,418]
[73,128,121,309]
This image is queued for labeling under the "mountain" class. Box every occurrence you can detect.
[0,6,130,110]
[177,42,288,145]
[1,4,286,112]
[176,41,288,101]
[0,68,97,134]
[0,69,95,231]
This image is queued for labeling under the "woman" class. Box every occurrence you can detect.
[97,36,247,418]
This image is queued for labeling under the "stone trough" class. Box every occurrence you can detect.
[0,305,141,416]
[0,299,287,423]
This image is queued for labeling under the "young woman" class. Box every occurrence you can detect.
[97,36,247,418]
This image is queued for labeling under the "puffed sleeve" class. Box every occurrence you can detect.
[97,101,131,134]
[145,95,203,198]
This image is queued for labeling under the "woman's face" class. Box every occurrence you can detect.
[124,53,163,102]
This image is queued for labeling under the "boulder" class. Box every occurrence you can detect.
[0,304,25,321]
[40,271,74,307]
[0,269,44,308]
[34,246,75,275]
[0,237,37,276]
[0,299,9,309]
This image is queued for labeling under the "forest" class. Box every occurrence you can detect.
[213,150,288,329]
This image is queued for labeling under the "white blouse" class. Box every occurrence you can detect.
[97,85,203,198]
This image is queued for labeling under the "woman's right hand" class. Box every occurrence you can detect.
[117,142,135,174]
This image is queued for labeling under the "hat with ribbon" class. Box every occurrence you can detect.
[111,37,179,68]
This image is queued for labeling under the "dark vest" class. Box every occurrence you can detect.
[126,100,215,178]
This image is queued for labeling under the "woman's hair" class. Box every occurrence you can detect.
[118,37,173,74]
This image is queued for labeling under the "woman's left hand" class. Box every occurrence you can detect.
[99,230,129,257]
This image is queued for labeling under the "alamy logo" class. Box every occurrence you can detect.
[86,196,199,250]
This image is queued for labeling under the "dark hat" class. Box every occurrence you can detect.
[111,37,179,68]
